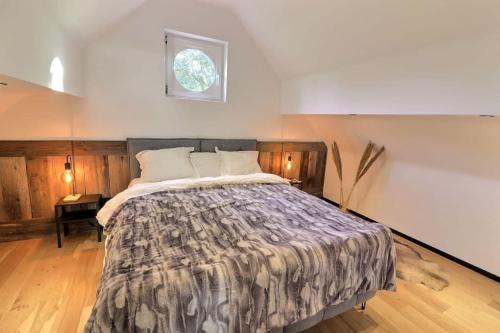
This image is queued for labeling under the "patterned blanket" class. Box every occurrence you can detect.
[85,183,396,333]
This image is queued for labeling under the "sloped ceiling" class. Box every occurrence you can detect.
[203,0,500,78]
[47,0,148,41]
[6,0,500,79]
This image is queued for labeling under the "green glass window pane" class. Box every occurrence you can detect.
[173,48,216,92]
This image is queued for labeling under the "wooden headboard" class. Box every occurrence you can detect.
[127,138,257,179]
[0,139,326,242]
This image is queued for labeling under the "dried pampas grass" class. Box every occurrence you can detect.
[331,142,344,205]
[332,140,385,212]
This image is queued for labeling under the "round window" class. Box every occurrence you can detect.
[173,48,216,92]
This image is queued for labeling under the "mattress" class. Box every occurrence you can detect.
[85,174,396,332]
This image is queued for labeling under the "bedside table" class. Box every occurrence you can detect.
[287,178,303,190]
[54,194,103,248]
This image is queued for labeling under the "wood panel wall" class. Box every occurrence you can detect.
[0,141,129,241]
[258,141,327,196]
[0,140,325,242]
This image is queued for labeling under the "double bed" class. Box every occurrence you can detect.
[85,139,396,333]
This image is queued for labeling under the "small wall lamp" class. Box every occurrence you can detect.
[61,155,81,202]
[62,155,74,184]
[286,153,292,171]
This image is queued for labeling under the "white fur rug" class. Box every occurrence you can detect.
[395,239,450,291]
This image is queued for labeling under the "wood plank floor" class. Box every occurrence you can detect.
[0,233,498,333]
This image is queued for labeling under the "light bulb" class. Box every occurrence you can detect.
[286,155,292,170]
[62,155,74,184]
[62,169,74,184]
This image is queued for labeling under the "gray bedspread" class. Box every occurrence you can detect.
[85,183,396,333]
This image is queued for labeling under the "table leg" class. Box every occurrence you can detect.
[97,226,102,242]
[63,223,69,236]
[56,221,62,248]
[55,207,62,248]
[97,203,102,243]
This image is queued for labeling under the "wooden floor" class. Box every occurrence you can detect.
[0,233,498,333]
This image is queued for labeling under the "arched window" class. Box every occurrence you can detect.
[50,57,64,92]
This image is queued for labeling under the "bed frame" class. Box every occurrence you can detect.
[270,292,373,333]
[126,138,374,332]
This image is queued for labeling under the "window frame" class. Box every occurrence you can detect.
[165,29,228,102]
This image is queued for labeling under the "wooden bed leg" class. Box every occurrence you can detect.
[360,301,367,310]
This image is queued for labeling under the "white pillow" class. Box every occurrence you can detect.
[136,147,196,182]
[216,148,262,175]
[190,152,222,178]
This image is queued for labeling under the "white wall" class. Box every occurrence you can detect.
[0,0,83,95]
[282,33,500,115]
[281,31,500,276]
[74,0,282,140]
[0,74,81,139]
[0,0,83,140]
[284,115,500,276]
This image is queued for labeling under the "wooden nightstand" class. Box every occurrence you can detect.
[287,178,303,190]
[54,194,103,248]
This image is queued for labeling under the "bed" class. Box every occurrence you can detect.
[85,138,396,333]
